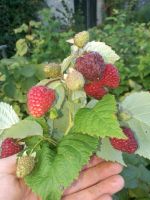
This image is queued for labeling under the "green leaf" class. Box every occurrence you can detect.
[14,23,28,33]
[97,138,126,166]
[120,92,150,159]
[122,164,139,189]
[27,116,49,136]
[2,120,43,139]
[113,189,129,200]
[16,39,28,56]
[86,99,98,108]
[61,55,75,73]
[20,65,36,77]
[21,76,38,91]
[3,81,17,98]
[25,133,98,200]
[37,79,50,86]
[35,64,46,80]
[71,90,87,108]
[71,95,124,138]
[53,101,70,137]
[0,130,3,136]
[0,102,19,130]
[29,20,41,28]
[54,84,65,110]
[42,80,65,110]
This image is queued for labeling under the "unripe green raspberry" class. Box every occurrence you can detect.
[44,63,61,78]
[64,68,85,91]
[16,154,35,178]
[74,31,89,48]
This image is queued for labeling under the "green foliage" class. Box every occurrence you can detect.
[72,95,124,138]
[2,119,43,140]
[25,133,98,200]
[14,9,74,63]
[117,153,150,200]
[97,138,126,166]
[104,0,138,14]
[0,56,45,117]
[105,0,150,23]
[89,12,150,97]
[97,92,150,200]
[0,0,42,57]
[112,91,150,199]
[120,92,150,159]
[0,8,74,118]
[136,2,150,23]
[27,117,49,136]
[98,92,150,175]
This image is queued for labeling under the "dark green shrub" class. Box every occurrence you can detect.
[136,2,150,23]
[104,0,138,16]
[14,9,74,63]
[0,0,43,58]
[0,8,74,117]
[0,56,45,117]
[104,0,150,23]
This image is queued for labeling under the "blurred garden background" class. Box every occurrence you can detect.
[0,0,150,199]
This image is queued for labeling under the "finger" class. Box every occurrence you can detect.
[24,187,42,200]
[64,162,123,196]
[97,194,112,200]
[0,155,17,174]
[83,155,104,170]
[62,175,124,200]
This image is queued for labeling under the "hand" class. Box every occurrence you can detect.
[0,155,124,200]
[62,156,124,200]
[0,155,40,200]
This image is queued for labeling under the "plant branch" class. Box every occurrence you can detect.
[45,76,63,87]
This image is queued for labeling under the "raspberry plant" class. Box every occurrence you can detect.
[0,31,150,200]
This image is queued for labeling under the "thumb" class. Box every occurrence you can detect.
[0,155,17,174]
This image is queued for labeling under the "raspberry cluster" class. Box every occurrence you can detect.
[0,31,137,181]
[75,52,120,100]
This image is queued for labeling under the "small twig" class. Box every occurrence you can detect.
[30,136,57,154]
[42,136,57,146]
[45,76,63,87]
[30,139,43,154]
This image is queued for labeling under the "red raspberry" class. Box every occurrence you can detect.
[84,81,107,100]
[100,64,120,88]
[75,52,105,81]
[1,138,23,158]
[27,86,56,118]
[110,127,138,154]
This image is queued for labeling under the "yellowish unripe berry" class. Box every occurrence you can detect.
[64,68,85,91]
[44,63,61,78]
[74,31,89,48]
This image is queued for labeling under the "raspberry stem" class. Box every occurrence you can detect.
[30,139,43,154]
[44,76,63,87]
[42,136,57,146]
[30,137,57,154]
[64,110,73,135]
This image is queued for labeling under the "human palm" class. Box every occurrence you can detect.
[0,156,39,200]
[0,155,124,200]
